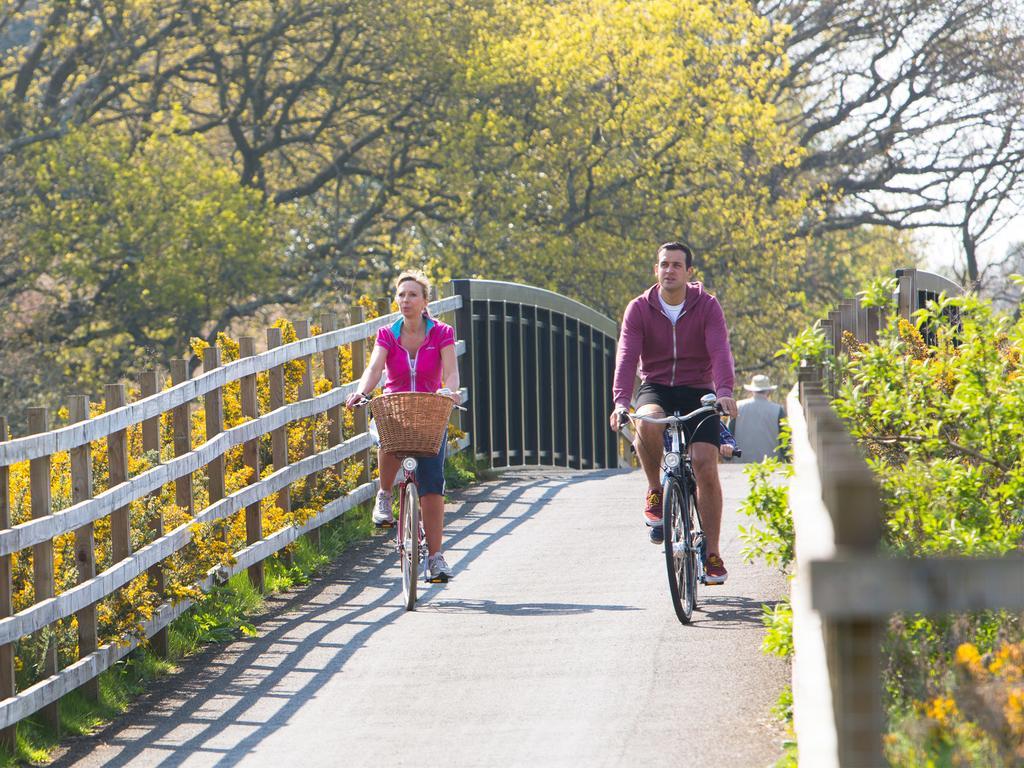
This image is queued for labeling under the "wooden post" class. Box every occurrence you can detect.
[0,417,16,749]
[839,300,856,346]
[28,408,59,732]
[239,338,264,593]
[444,283,463,438]
[267,328,291,518]
[866,306,883,343]
[203,346,226,507]
[812,398,886,768]
[68,397,99,700]
[295,320,318,547]
[139,372,168,657]
[170,360,194,517]
[348,306,370,484]
[295,320,316,459]
[105,385,131,565]
[320,314,344,477]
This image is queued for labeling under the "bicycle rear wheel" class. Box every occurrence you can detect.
[400,481,420,610]
[663,476,698,623]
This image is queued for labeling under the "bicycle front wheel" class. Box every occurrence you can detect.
[400,481,420,610]
[663,476,698,623]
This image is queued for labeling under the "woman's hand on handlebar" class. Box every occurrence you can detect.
[345,392,370,409]
[436,387,462,405]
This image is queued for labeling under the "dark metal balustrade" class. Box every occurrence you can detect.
[451,280,620,470]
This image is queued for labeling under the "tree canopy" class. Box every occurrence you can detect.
[1,0,1019,413]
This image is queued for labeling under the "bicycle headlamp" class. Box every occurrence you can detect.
[402,457,418,471]
[663,452,681,469]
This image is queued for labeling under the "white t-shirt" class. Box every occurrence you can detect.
[659,295,685,324]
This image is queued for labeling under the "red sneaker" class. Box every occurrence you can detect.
[705,554,728,585]
[643,488,663,526]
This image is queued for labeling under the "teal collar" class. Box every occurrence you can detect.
[390,316,435,338]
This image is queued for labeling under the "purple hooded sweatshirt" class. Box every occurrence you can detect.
[612,282,735,408]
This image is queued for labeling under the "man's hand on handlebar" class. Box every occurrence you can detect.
[610,407,630,432]
[718,396,738,419]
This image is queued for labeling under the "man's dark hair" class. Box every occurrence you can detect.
[658,241,693,269]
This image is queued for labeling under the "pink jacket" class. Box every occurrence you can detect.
[612,283,735,407]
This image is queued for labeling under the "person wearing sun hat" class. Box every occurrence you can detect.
[731,374,786,463]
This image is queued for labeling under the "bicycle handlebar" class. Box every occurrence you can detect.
[616,402,742,458]
[347,390,468,411]
[625,405,720,425]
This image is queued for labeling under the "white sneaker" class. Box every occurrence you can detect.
[427,553,452,583]
[373,490,393,526]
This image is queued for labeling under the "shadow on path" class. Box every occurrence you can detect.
[688,595,782,630]
[52,471,600,768]
[423,599,640,617]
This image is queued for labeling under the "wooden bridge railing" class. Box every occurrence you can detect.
[788,269,1024,766]
[0,292,470,742]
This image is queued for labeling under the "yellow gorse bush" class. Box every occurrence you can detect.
[3,311,383,688]
[912,641,1024,761]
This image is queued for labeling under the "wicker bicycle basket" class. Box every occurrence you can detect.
[369,392,454,457]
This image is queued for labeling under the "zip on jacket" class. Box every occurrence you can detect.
[660,303,687,385]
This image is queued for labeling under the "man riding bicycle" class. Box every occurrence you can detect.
[609,242,737,584]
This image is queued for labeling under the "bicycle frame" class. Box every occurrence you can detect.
[662,422,707,585]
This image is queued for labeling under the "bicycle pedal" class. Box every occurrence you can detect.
[373,522,396,533]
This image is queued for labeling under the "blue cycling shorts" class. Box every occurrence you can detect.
[413,431,447,496]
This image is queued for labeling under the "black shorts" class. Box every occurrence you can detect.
[634,382,720,446]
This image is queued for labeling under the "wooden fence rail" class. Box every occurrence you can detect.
[788,269,1024,767]
[0,292,469,741]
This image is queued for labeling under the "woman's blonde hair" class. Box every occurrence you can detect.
[395,269,431,300]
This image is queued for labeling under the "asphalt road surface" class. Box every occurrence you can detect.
[53,464,789,768]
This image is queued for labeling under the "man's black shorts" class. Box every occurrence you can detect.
[634,382,720,446]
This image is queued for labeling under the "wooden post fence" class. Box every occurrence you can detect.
[0,283,488,736]
[788,269,1024,766]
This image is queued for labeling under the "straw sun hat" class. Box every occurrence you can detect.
[743,374,777,392]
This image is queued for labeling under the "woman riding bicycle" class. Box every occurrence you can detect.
[345,270,462,583]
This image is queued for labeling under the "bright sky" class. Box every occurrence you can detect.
[920,215,1024,277]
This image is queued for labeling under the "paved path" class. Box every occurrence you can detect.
[54,465,788,768]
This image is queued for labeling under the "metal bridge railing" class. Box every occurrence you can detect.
[451,280,620,471]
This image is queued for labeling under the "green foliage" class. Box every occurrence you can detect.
[738,458,795,571]
[857,276,899,310]
[770,685,798,768]
[761,598,794,659]
[787,286,1024,760]
[169,573,264,658]
[444,448,480,489]
[834,295,1024,556]
[15,120,287,394]
[425,0,825,378]
[776,321,829,370]
[0,0,928,416]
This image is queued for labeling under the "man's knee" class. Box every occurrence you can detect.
[635,406,666,441]
[691,443,719,479]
